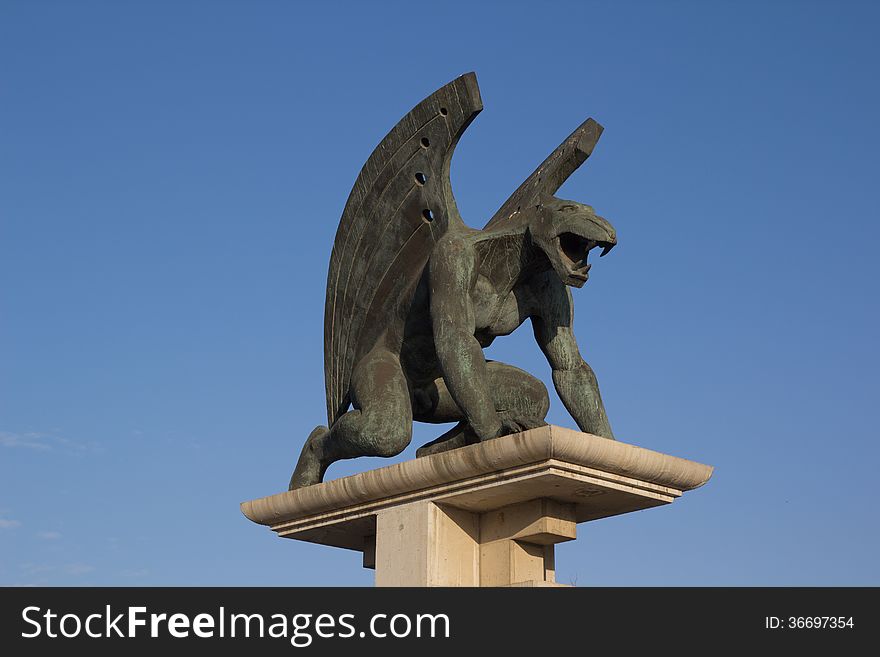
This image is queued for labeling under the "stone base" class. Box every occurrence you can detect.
[241,425,713,587]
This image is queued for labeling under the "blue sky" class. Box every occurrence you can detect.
[1,1,878,586]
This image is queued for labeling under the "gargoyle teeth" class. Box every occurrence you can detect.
[599,242,615,257]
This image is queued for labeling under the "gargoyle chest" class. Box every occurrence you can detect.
[472,275,525,339]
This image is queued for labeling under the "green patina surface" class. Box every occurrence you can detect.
[290,73,617,489]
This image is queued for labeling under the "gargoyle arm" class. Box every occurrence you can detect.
[529,272,615,439]
[428,238,503,441]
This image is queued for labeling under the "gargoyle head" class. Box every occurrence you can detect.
[528,195,617,288]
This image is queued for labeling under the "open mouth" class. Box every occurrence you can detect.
[557,232,615,282]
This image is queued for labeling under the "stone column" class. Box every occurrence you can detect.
[242,425,713,587]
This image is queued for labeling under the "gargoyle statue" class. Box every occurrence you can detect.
[290,72,618,489]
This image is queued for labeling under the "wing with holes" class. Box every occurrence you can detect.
[483,117,603,229]
[323,72,483,425]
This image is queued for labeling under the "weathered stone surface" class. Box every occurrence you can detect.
[243,426,713,586]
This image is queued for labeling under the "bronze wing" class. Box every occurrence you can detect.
[324,73,483,425]
[483,117,603,229]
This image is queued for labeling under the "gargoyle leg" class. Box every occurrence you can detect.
[289,349,413,489]
[414,361,549,457]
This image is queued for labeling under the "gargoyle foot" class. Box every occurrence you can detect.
[288,425,330,490]
[497,413,547,435]
[416,422,477,458]
[416,414,547,458]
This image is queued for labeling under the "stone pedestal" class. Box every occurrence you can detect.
[241,425,713,587]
